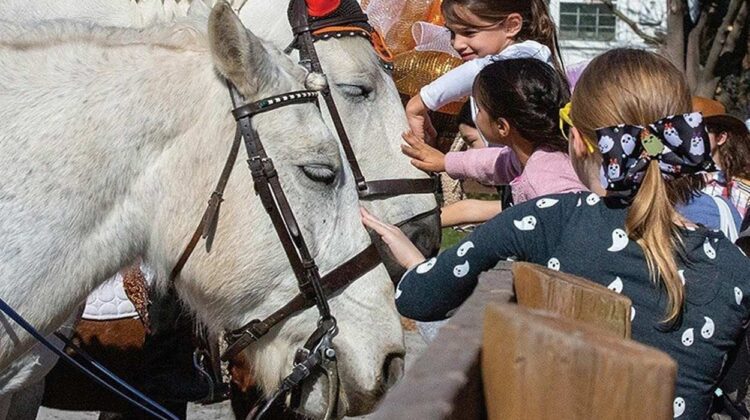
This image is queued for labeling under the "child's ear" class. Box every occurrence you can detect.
[570,127,588,158]
[717,132,729,146]
[496,117,511,138]
[504,13,523,38]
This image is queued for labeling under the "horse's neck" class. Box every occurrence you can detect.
[0,31,230,360]
[0,0,192,27]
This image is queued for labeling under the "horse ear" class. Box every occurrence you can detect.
[208,1,268,96]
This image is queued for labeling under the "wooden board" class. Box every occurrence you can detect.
[370,262,515,420]
[512,262,632,338]
[482,303,676,420]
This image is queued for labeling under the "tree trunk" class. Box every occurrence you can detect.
[664,0,687,70]
[692,0,747,97]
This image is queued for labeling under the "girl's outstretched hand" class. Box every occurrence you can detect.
[405,95,438,146]
[360,207,426,270]
[401,131,446,173]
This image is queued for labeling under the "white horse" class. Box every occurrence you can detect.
[0,3,404,418]
[0,0,442,277]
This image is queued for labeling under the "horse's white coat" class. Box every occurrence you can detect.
[0,0,438,226]
[0,5,403,417]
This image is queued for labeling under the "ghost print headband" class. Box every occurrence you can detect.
[596,112,716,197]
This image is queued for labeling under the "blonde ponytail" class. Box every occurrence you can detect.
[570,49,692,323]
[626,161,684,323]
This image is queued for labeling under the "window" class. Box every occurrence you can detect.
[559,2,617,41]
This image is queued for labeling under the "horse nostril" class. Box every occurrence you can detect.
[382,353,405,389]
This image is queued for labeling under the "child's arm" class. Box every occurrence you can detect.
[406,57,491,145]
[420,41,553,111]
[401,132,522,186]
[420,58,488,111]
[444,147,522,186]
[440,199,502,227]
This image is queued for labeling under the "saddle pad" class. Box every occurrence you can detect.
[82,263,154,321]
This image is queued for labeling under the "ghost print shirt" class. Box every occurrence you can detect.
[396,192,750,419]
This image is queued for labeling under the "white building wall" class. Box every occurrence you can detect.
[550,0,667,66]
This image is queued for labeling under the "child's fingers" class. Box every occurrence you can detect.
[401,131,423,146]
[401,144,423,160]
[361,207,396,233]
[406,120,425,141]
[363,217,400,239]
[362,217,389,237]
[427,124,437,137]
[410,159,433,173]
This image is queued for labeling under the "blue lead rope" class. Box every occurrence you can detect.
[0,297,179,420]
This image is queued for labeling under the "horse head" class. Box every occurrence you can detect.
[240,0,442,280]
[172,4,406,416]
[0,3,404,416]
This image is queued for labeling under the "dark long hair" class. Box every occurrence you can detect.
[442,0,566,85]
[473,58,570,153]
[706,115,750,180]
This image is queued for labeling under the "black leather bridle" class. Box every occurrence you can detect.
[171,83,384,418]
[286,0,441,204]
[173,2,445,417]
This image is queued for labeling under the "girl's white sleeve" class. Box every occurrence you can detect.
[419,41,552,111]
[419,57,493,111]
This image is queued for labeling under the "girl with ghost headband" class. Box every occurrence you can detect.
[363,49,750,419]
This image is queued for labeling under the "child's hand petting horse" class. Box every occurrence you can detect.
[360,207,426,270]
[401,130,446,173]
[405,95,438,146]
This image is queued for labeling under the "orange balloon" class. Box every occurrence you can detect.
[426,0,445,26]
[384,0,434,56]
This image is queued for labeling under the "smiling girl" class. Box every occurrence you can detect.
[404,0,564,143]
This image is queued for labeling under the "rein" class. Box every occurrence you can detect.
[0,298,179,420]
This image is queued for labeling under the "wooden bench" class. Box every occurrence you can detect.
[371,262,676,419]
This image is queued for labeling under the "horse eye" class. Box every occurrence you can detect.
[300,164,337,184]
[336,84,372,99]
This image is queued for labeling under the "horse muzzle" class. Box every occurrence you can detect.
[369,207,441,282]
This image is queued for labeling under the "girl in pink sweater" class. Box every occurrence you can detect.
[402,58,586,226]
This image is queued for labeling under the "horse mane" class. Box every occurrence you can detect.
[0,17,209,52]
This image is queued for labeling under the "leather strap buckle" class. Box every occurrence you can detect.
[222,320,265,362]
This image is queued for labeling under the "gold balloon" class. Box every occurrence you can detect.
[393,50,466,115]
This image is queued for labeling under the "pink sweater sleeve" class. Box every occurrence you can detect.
[444,147,521,185]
